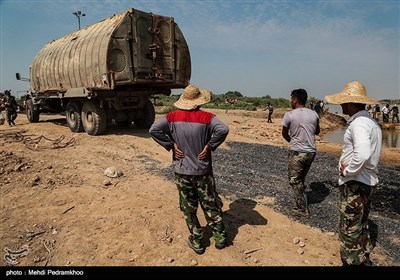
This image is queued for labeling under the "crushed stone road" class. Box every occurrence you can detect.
[143,141,400,264]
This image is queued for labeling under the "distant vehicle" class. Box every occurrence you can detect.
[17,8,191,135]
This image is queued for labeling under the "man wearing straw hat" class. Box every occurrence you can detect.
[325,81,382,266]
[149,84,229,255]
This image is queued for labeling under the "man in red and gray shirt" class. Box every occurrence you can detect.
[149,85,229,254]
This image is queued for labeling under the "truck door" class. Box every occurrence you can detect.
[133,11,175,84]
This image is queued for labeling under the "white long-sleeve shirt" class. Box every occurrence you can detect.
[339,110,382,186]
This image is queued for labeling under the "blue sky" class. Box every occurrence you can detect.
[1,0,399,101]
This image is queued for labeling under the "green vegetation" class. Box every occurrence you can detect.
[152,91,400,114]
[153,91,293,112]
[380,99,400,105]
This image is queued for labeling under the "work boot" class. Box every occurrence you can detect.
[215,240,226,250]
[187,235,205,255]
[292,202,300,210]
[342,259,373,266]
[360,259,373,266]
[213,232,227,250]
[362,253,373,266]
[290,208,310,219]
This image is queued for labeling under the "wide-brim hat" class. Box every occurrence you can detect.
[174,85,211,110]
[325,81,377,105]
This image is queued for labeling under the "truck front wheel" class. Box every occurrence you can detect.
[81,101,107,136]
[66,102,84,133]
[26,99,40,123]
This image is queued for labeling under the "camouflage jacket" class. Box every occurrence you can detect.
[2,95,18,111]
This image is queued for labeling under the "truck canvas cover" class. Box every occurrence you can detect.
[29,8,191,93]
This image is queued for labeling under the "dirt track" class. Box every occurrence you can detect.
[0,109,399,268]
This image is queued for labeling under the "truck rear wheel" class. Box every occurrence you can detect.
[66,102,84,133]
[81,101,107,135]
[134,100,155,129]
[114,110,132,127]
[26,99,40,123]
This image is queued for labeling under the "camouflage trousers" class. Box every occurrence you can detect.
[339,181,375,265]
[287,150,316,212]
[175,172,226,247]
[5,109,17,125]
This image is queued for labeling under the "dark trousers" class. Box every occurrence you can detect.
[267,112,273,123]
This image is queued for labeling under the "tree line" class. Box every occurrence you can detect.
[154,91,325,113]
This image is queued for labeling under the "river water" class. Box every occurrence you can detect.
[324,105,400,148]
[323,126,400,148]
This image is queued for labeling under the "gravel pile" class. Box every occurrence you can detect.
[142,141,400,264]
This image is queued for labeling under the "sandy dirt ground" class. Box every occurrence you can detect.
[0,108,399,269]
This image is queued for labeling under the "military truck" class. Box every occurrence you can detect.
[17,8,191,135]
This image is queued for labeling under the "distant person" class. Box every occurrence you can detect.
[314,100,321,117]
[149,84,229,254]
[374,104,381,121]
[371,105,376,120]
[267,103,274,123]
[366,105,373,118]
[319,100,325,115]
[0,107,4,125]
[2,90,18,126]
[325,81,382,266]
[282,89,320,218]
[309,100,314,110]
[390,104,399,123]
[0,93,4,125]
[382,104,389,123]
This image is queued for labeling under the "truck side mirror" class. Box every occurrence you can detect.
[16,73,29,82]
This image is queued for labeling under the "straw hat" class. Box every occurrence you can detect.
[174,85,211,110]
[325,81,377,105]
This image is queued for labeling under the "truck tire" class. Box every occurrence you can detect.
[114,110,132,127]
[81,101,107,135]
[116,120,132,127]
[26,99,40,123]
[134,100,155,129]
[66,102,84,133]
